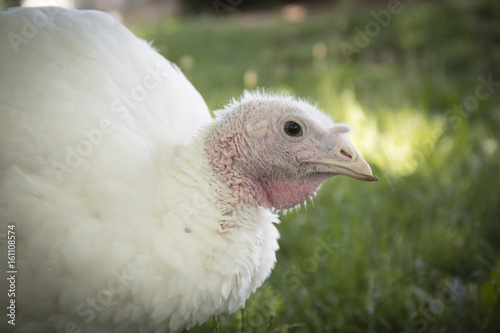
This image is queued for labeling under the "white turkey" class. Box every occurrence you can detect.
[0,6,378,333]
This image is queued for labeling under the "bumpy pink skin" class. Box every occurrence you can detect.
[207,99,336,210]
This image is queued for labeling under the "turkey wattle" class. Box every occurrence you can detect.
[0,6,378,333]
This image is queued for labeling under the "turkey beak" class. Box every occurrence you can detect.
[303,133,379,182]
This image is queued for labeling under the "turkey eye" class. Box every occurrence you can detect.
[284,121,302,137]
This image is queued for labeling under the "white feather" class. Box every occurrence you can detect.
[0,7,279,332]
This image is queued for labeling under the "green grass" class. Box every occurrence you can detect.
[133,1,500,332]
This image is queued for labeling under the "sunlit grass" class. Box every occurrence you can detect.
[317,87,446,177]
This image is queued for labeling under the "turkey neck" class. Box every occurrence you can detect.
[205,116,263,208]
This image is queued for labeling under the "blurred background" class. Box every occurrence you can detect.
[3,0,500,332]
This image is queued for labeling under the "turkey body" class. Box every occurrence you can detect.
[0,7,279,332]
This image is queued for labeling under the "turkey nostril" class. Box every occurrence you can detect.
[340,149,352,159]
